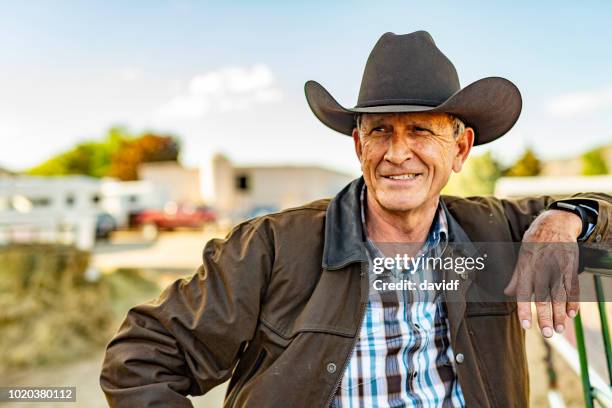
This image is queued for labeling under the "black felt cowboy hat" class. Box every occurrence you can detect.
[304,31,522,145]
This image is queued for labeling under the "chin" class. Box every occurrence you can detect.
[376,192,426,212]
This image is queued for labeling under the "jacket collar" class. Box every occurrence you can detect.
[439,198,479,258]
[322,178,369,270]
[322,177,477,270]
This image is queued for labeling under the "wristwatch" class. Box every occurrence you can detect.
[548,201,599,242]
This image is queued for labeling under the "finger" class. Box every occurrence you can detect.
[536,301,554,338]
[563,247,581,319]
[514,251,534,303]
[567,301,580,319]
[504,269,518,296]
[517,301,532,330]
[534,271,550,304]
[552,301,567,333]
[514,252,535,329]
[505,245,532,297]
[565,266,580,318]
[550,276,568,333]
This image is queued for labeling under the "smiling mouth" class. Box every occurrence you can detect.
[382,173,422,181]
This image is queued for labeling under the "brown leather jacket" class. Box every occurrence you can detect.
[100,178,611,407]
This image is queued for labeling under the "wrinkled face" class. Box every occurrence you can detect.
[353,112,474,213]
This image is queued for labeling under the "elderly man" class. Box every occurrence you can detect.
[101,31,611,407]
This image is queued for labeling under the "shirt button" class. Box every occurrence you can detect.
[596,234,602,242]
[326,362,337,374]
[455,353,465,364]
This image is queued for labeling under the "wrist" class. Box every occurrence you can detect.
[546,209,582,238]
[547,200,596,241]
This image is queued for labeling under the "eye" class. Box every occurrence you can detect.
[370,126,389,134]
[414,126,433,134]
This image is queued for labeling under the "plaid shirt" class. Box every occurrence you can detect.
[331,187,465,407]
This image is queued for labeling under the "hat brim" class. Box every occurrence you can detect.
[304,77,522,145]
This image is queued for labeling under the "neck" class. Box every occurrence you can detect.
[365,193,440,244]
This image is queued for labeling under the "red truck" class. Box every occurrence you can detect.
[133,203,216,237]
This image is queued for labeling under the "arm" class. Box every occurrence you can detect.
[100,221,273,407]
[501,192,611,337]
[500,192,611,244]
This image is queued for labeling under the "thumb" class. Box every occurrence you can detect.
[504,269,518,296]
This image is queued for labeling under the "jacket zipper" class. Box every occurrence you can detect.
[322,292,368,407]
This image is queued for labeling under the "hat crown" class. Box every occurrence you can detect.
[356,31,460,108]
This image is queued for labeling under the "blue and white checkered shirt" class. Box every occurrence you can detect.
[332,186,465,407]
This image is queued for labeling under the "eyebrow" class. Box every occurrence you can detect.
[363,117,443,134]
[365,119,390,129]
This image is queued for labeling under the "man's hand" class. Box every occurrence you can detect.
[504,209,582,337]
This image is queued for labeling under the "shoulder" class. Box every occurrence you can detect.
[238,199,330,246]
[246,199,330,227]
[441,195,509,236]
[442,195,504,215]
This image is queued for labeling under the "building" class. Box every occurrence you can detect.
[0,176,103,249]
[541,145,612,177]
[211,154,356,221]
[0,166,13,178]
[0,175,168,249]
[99,179,168,227]
[139,162,203,205]
[495,175,612,198]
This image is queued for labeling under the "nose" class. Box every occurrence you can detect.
[383,133,414,165]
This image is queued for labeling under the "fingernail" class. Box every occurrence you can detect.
[521,320,531,330]
[555,325,565,334]
[542,327,553,337]
[568,310,577,318]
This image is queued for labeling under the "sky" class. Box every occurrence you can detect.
[1,0,612,176]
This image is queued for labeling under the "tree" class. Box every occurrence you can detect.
[504,148,541,177]
[108,134,180,181]
[27,126,133,178]
[443,151,502,196]
[581,147,609,175]
[28,142,102,177]
[26,127,180,180]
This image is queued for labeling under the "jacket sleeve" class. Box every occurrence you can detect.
[100,221,273,407]
[499,192,612,244]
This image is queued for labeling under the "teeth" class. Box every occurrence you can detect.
[388,174,418,180]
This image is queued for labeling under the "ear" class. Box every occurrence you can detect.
[352,127,362,161]
[452,127,474,173]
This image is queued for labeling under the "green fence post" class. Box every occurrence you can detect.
[594,274,612,386]
[575,312,595,408]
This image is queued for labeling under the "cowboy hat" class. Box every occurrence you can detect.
[304,30,522,145]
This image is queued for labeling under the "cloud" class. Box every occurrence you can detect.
[155,64,283,120]
[117,66,142,81]
[546,86,612,117]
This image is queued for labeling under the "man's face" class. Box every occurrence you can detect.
[353,112,473,213]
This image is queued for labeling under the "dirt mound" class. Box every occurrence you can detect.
[0,244,115,374]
